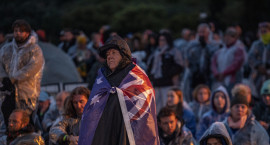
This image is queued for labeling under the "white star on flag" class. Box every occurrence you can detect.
[96,77,103,84]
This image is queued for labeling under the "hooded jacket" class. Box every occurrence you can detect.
[196,86,230,140]
[200,122,232,145]
[0,32,44,114]
[223,112,269,145]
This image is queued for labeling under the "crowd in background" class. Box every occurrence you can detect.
[1,19,270,145]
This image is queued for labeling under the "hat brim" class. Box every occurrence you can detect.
[99,44,120,59]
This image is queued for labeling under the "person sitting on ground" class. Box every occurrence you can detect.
[188,84,211,123]
[49,87,90,145]
[196,86,230,140]
[199,122,232,145]
[37,91,51,124]
[158,107,195,145]
[42,91,69,133]
[166,87,196,137]
[223,93,269,145]
[0,109,44,145]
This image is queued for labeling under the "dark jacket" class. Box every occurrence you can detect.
[252,101,270,136]
[91,63,134,145]
[159,122,195,145]
[147,47,183,87]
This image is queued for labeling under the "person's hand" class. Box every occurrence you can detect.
[259,121,269,130]
[68,135,79,145]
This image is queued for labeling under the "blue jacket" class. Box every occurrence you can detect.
[182,108,196,137]
[196,86,230,140]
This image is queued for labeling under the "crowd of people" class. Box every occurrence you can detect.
[0,19,270,145]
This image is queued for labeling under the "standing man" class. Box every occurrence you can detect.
[211,27,246,91]
[0,19,44,127]
[248,22,270,95]
[184,23,221,101]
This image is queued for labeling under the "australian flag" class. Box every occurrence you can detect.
[78,64,160,145]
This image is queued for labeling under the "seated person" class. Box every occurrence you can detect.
[196,86,230,140]
[224,94,269,145]
[49,87,90,145]
[199,122,232,145]
[158,107,195,145]
[0,109,45,145]
[42,91,69,132]
[166,87,196,136]
[37,91,51,124]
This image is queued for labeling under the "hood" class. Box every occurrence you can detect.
[200,122,232,145]
[210,86,230,114]
[99,35,131,59]
[260,79,270,96]
[13,31,38,49]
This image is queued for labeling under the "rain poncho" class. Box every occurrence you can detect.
[223,113,269,145]
[0,32,44,114]
[196,86,230,140]
[49,116,80,145]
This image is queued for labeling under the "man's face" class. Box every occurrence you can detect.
[8,112,26,133]
[13,27,29,44]
[72,95,88,117]
[106,49,122,72]
[198,26,210,41]
[224,34,237,46]
[159,115,178,135]
[262,94,270,106]
[207,138,222,145]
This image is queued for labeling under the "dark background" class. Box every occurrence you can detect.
[1,0,269,43]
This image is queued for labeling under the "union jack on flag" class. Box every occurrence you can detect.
[79,64,160,145]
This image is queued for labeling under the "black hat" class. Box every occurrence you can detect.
[231,93,249,107]
[99,35,131,59]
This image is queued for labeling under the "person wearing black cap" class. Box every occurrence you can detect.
[223,93,269,145]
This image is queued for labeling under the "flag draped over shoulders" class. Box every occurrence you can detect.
[78,64,159,145]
